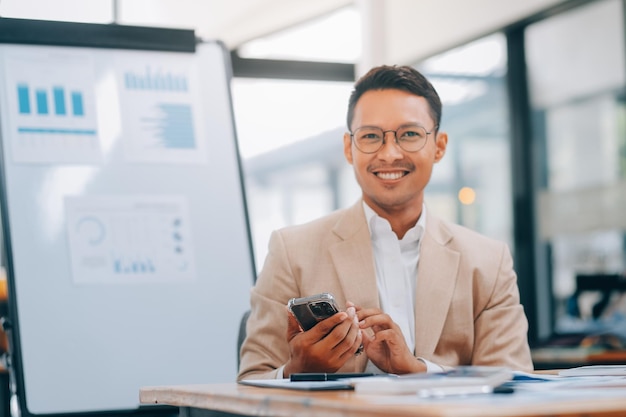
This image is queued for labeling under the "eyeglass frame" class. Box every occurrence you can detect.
[349,123,439,154]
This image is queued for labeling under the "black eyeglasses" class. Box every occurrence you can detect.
[350,123,437,153]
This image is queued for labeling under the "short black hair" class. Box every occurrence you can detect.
[346,65,442,132]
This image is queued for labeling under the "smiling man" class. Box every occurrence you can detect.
[238,65,533,381]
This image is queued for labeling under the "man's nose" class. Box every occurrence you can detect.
[377,131,404,160]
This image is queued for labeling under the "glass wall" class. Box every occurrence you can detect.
[416,33,513,246]
[232,7,359,270]
[526,0,626,336]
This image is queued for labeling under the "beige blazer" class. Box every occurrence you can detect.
[238,200,533,380]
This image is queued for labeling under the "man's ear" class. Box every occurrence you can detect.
[343,132,354,164]
[434,131,448,162]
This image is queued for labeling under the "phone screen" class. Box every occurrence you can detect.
[288,293,339,331]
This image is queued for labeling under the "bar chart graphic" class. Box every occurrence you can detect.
[66,195,196,284]
[141,103,196,149]
[15,83,91,133]
[124,67,188,92]
[3,50,100,163]
[118,55,207,164]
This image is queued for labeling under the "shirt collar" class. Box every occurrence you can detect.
[362,201,426,245]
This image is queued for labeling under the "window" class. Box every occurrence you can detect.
[526,0,626,334]
[416,33,513,246]
[232,78,353,270]
[232,7,359,270]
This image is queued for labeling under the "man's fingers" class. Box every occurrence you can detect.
[356,307,384,321]
[358,311,394,330]
[346,305,359,326]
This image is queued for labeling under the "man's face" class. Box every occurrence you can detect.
[343,89,447,216]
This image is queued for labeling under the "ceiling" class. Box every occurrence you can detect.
[1,0,566,63]
[116,0,352,50]
[115,0,566,64]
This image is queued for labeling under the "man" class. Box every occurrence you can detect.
[238,65,533,380]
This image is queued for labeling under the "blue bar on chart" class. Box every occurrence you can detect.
[53,86,66,115]
[124,67,188,92]
[145,103,196,149]
[35,89,48,115]
[17,84,31,114]
[71,91,84,116]
[113,256,156,274]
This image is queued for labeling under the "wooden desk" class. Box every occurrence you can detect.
[140,382,626,417]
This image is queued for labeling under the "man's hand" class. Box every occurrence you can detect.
[356,306,426,374]
[283,308,362,377]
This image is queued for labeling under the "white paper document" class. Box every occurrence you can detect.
[65,194,196,284]
[239,379,352,391]
[559,365,626,377]
[116,52,208,164]
[3,46,101,164]
[351,366,513,396]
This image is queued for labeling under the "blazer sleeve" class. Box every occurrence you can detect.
[472,243,534,372]
[237,230,296,380]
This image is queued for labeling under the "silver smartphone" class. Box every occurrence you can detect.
[287,292,340,331]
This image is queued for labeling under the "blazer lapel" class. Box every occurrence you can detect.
[414,214,460,357]
[329,201,380,309]
[328,201,377,372]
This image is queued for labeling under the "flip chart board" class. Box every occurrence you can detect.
[0,18,255,416]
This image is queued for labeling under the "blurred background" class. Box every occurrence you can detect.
[0,0,625,365]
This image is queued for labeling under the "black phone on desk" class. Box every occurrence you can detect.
[287,292,339,331]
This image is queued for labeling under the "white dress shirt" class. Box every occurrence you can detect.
[363,202,443,373]
[363,202,423,352]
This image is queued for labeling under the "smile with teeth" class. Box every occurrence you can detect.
[376,171,406,180]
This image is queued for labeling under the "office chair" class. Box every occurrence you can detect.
[236,310,250,371]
